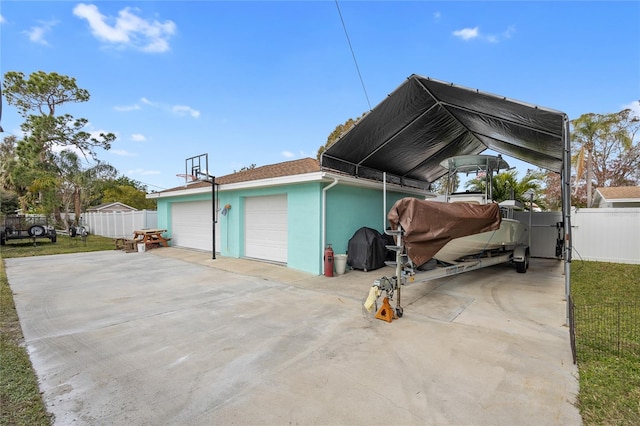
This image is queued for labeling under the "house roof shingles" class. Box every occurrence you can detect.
[596,186,640,201]
[159,158,321,193]
[87,202,137,211]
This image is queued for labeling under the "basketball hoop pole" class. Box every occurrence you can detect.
[210,176,216,260]
[185,153,217,260]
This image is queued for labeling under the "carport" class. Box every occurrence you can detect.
[320,74,572,322]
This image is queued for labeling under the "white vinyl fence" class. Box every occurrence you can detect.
[514,211,563,259]
[570,208,640,265]
[82,210,158,238]
[515,208,639,265]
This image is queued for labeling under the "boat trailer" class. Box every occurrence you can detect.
[364,227,529,321]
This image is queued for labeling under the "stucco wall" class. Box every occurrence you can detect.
[156,183,323,274]
[216,182,322,274]
[156,182,423,275]
[324,185,420,259]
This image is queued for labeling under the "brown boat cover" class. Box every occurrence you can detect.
[387,198,502,266]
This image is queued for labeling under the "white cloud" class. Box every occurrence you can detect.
[86,128,114,141]
[72,3,176,53]
[52,144,84,157]
[453,27,479,41]
[503,25,516,40]
[111,149,137,157]
[114,104,140,112]
[24,20,57,46]
[0,14,6,24]
[433,12,441,21]
[623,100,640,118]
[130,133,146,142]
[172,105,200,118]
[453,25,515,43]
[282,150,314,159]
[137,97,199,118]
[128,168,160,176]
[140,97,156,106]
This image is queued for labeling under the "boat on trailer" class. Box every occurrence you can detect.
[364,154,530,319]
[432,155,528,264]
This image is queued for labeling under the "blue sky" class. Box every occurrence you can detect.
[1,1,639,192]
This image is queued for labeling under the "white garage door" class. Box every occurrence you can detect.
[171,201,220,253]
[244,195,287,263]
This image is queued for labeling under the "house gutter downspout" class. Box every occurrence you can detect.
[322,177,340,274]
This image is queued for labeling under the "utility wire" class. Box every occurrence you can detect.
[136,180,168,191]
[335,0,372,110]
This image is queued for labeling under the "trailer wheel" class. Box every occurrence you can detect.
[396,307,403,318]
[515,248,530,273]
[28,225,46,237]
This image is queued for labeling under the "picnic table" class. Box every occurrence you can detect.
[133,229,171,248]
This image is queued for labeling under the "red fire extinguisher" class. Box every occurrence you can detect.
[324,244,334,277]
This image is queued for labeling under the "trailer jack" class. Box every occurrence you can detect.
[363,226,527,321]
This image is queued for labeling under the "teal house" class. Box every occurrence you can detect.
[148,158,428,275]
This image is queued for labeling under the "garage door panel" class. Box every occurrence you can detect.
[245,195,287,263]
[171,201,220,252]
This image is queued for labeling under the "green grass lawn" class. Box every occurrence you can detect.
[0,260,52,426]
[1,234,116,258]
[571,260,640,425]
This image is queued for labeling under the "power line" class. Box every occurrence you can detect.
[335,0,372,111]
[134,180,167,192]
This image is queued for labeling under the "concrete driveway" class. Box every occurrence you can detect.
[5,249,581,425]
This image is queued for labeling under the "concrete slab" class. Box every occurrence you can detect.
[5,249,581,425]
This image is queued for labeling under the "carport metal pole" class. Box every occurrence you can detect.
[562,117,572,326]
[523,189,534,249]
[383,172,387,230]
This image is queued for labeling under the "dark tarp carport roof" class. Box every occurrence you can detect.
[320,74,569,190]
[320,74,574,324]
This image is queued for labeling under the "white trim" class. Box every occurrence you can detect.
[599,198,640,203]
[147,186,212,198]
[148,171,431,199]
[321,172,432,196]
[223,172,325,191]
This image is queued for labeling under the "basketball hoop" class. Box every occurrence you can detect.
[182,152,217,260]
[176,173,198,185]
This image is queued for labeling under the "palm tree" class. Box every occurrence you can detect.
[465,169,545,209]
[430,173,460,195]
[571,113,612,207]
[56,151,118,226]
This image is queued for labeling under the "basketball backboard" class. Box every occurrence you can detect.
[184,153,211,183]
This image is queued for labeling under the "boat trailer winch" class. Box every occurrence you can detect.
[363,228,407,322]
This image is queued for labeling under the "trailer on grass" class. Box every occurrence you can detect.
[1,215,57,245]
